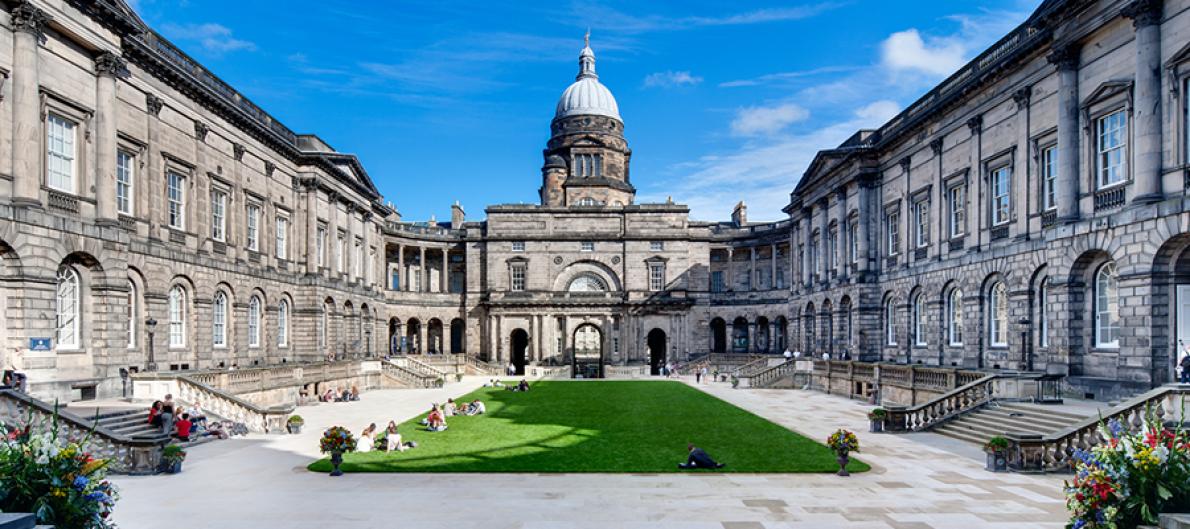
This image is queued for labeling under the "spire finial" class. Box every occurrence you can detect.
[584,28,590,48]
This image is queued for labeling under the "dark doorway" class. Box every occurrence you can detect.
[510,329,529,375]
[647,328,667,375]
[450,318,465,354]
[572,324,603,378]
[710,318,726,354]
[388,318,400,354]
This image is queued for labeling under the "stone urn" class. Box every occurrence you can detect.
[330,451,344,477]
[836,452,850,477]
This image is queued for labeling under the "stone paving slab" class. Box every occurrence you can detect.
[109,377,1070,528]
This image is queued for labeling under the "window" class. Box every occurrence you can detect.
[277,299,289,347]
[248,296,261,347]
[581,241,594,252]
[989,282,1008,347]
[390,268,400,290]
[848,220,858,263]
[169,285,186,347]
[337,232,346,273]
[650,241,664,251]
[126,279,136,348]
[210,190,227,242]
[116,151,134,215]
[710,271,724,292]
[46,114,77,193]
[912,295,926,346]
[775,269,785,290]
[1095,263,1119,348]
[568,273,608,292]
[1096,110,1127,189]
[276,215,289,259]
[948,185,965,237]
[572,153,603,177]
[1038,278,1049,348]
[886,211,900,256]
[809,235,818,275]
[649,264,665,291]
[353,238,363,278]
[575,197,599,206]
[510,265,526,291]
[914,201,929,248]
[511,241,525,252]
[991,167,1011,225]
[212,291,227,347]
[167,172,186,230]
[56,267,80,349]
[316,224,327,267]
[948,289,964,346]
[827,229,837,270]
[246,204,260,251]
[1041,146,1057,211]
[884,299,896,345]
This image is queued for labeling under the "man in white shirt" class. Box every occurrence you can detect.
[783,349,793,362]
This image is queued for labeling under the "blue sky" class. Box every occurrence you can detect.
[129,0,1041,222]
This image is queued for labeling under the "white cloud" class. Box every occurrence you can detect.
[161,23,256,54]
[730,103,809,137]
[879,29,965,76]
[855,99,900,122]
[578,2,840,33]
[643,70,703,88]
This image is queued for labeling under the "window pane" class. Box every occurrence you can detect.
[46,115,76,193]
[117,151,134,215]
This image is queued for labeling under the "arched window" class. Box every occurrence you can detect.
[169,285,187,347]
[212,291,228,347]
[948,289,964,346]
[575,197,599,206]
[56,267,80,349]
[912,294,926,346]
[126,279,137,349]
[884,298,896,346]
[989,282,1007,346]
[278,299,290,347]
[1095,263,1119,348]
[1038,278,1049,348]
[568,273,608,292]
[248,296,262,347]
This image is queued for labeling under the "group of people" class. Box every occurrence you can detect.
[357,421,416,453]
[147,394,227,442]
[419,397,487,432]
[318,385,360,403]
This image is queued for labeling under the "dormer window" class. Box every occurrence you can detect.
[573,153,603,177]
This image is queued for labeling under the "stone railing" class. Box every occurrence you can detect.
[182,361,365,395]
[1009,385,1189,472]
[0,389,165,474]
[884,375,999,432]
[465,356,501,376]
[381,361,442,388]
[171,377,292,434]
[742,360,809,389]
[812,360,988,405]
[732,357,772,377]
[604,364,649,379]
[528,365,571,379]
[390,356,445,378]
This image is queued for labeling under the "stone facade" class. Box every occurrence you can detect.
[1,0,1187,402]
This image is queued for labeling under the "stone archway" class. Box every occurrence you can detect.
[450,318,465,354]
[510,329,529,375]
[647,328,667,375]
[710,318,726,354]
[572,323,603,379]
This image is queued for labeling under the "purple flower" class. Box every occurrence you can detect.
[72,475,89,490]
[1107,419,1124,438]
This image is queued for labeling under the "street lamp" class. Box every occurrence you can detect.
[145,317,158,372]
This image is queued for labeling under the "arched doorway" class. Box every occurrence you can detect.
[572,323,603,378]
[510,329,529,375]
[756,316,770,353]
[710,318,726,354]
[428,318,443,354]
[775,316,788,353]
[647,328,667,375]
[731,317,749,353]
[388,318,401,354]
[406,318,421,354]
[450,318,465,354]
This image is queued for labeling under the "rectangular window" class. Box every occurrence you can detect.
[46,114,77,193]
[1042,146,1057,211]
[581,241,594,252]
[167,172,186,230]
[650,241,664,251]
[510,265,526,291]
[710,271,724,292]
[390,268,400,290]
[849,220,858,263]
[809,235,818,274]
[573,153,603,177]
[337,232,346,273]
[353,238,363,278]
[511,241,525,252]
[914,201,929,248]
[316,224,327,267]
[827,230,837,271]
[949,185,965,237]
[210,191,227,242]
[776,269,785,289]
[275,215,289,259]
[649,264,665,291]
[886,211,899,256]
[116,151,134,215]
[245,204,260,251]
[1096,110,1127,189]
[991,166,1011,225]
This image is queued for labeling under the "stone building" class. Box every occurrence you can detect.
[0,0,1187,403]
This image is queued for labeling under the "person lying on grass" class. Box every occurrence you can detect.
[505,379,531,392]
[678,443,725,469]
[463,400,486,415]
[483,379,504,388]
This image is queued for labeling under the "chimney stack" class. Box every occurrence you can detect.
[731,201,747,227]
[451,201,465,230]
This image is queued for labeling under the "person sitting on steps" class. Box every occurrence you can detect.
[678,443,725,469]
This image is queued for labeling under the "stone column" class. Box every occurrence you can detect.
[94,52,124,225]
[10,3,46,207]
[819,199,829,281]
[857,184,870,273]
[749,247,757,291]
[770,243,778,290]
[727,247,734,292]
[440,248,448,293]
[834,189,847,279]
[967,117,983,248]
[1048,44,1081,223]
[304,182,318,275]
[1125,0,1163,203]
[419,247,427,292]
[360,212,371,285]
[327,192,340,277]
[396,243,404,290]
[802,210,813,285]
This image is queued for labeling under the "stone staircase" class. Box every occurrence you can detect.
[88,408,169,441]
[930,402,1091,446]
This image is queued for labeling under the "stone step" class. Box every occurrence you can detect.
[948,414,1051,437]
[971,409,1075,432]
[931,423,994,445]
[994,402,1091,422]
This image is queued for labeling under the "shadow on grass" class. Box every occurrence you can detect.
[307,380,869,474]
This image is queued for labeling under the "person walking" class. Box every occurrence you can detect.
[700,366,709,384]
[1180,351,1190,384]
[695,368,702,384]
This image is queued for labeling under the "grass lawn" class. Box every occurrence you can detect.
[307,380,869,474]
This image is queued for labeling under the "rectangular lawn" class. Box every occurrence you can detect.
[308,380,868,473]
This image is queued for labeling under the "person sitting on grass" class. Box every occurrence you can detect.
[443,398,458,416]
[517,379,530,392]
[425,406,447,431]
[173,413,193,443]
[678,443,725,469]
[350,385,361,401]
[384,421,409,452]
[358,423,377,452]
[465,400,486,415]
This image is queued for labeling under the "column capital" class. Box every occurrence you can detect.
[94,52,128,78]
[1046,43,1080,70]
[145,93,164,116]
[194,121,209,141]
[965,115,983,134]
[1012,86,1032,110]
[929,138,943,156]
[1121,0,1162,28]
[11,2,49,37]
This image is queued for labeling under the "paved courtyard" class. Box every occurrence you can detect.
[110,378,1070,528]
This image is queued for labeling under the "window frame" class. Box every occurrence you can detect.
[169,285,187,348]
[650,241,664,252]
[1041,144,1058,211]
[948,289,964,346]
[275,213,290,260]
[316,223,327,267]
[45,113,78,194]
[884,298,896,346]
[648,263,665,292]
[277,299,289,347]
[212,290,228,348]
[511,241,525,252]
[116,150,135,215]
[166,171,186,230]
[914,200,929,248]
[885,210,900,256]
[948,183,966,238]
[1095,262,1120,348]
[710,270,724,293]
[245,203,261,252]
[248,295,262,348]
[988,282,1008,347]
[55,266,81,350]
[210,188,228,242]
[510,263,527,292]
[1095,109,1128,190]
[126,279,137,349]
[912,294,926,346]
[990,166,1012,226]
[581,241,595,252]
[1038,277,1049,348]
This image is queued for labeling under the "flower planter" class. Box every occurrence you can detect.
[985,450,1007,472]
[836,452,850,477]
[330,451,344,477]
[287,423,303,435]
[162,460,182,474]
[869,419,883,433]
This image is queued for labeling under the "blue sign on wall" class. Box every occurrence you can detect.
[29,337,52,351]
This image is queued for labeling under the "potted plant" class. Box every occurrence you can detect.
[434,377,445,388]
[286,415,304,435]
[826,428,860,477]
[455,373,464,383]
[730,375,740,389]
[161,445,187,474]
[868,408,887,433]
[319,426,357,477]
[984,436,1009,472]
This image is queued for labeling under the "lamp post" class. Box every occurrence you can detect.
[145,317,158,372]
